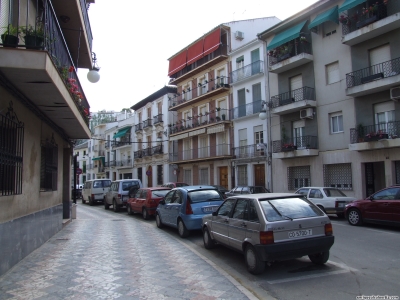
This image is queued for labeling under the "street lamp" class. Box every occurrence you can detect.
[87,52,100,83]
[258,100,272,191]
[259,102,267,120]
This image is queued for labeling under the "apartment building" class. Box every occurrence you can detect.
[0,0,96,275]
[74,141,89,187]
[258,0,400,198]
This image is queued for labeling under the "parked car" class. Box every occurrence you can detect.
[155,185,224,238]
[104,179,142,212]
[345,185,400,226]
[202,193,334,275]
[127,187,171,219]
[225,186,270,198]
[211,185,229,198]
[295,187,356,218]
[161,182,189,188]
[82,179,112,205]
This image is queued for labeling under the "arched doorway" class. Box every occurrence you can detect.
[146,166,153,187]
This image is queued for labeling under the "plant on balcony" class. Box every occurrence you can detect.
[21,24,44,49]
[221,114,226,120]
[300,36,307,44]
[282,143,297,151]
[339,15,351,25]
[365,130,388,141]
[357,123,365,142]
[216,107,221,111]
[1,24,21,47]
[216,116,221,122]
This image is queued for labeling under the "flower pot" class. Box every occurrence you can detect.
[1,34,19,48]
[365,133,388,142]
[24,35,44,49]
[356,15,377,29]
[221,114,226,120]
[282,145,297,152]
[277,53,290,62]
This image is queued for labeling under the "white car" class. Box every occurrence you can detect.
[295,187,356,218]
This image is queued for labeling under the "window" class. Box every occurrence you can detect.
[198,76,208,96]
[182,82,192,100]
[217,199,236,216]
[217,68,226,86]
[199,168,209,185]
[198,136,208,158]
[232,199,248,219]
[326,62,340,84]
[238,89,246,117]
[288,166,310,190]
[183,139,191,160]
[40,136,58,191]
[331,112,343,133]
[237,165,248,186]
[183,169,192,185]
[293,120,305,148]
[374,102,395,133]
[323,163,352,190]
[290,75,303,98]
[0,105,24,196]
[239,129,247,158]
[157,165,163,185]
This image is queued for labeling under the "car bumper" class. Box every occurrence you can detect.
[255,236,334,262]
[181,214,205,231]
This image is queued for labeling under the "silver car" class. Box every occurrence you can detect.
[202,193,334,275]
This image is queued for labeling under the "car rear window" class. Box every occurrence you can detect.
[94,180,111,188]
[323,188,347,197]
[151,190,170,198]
[175,183,189,187]
[260,197,324,221]
[188,189,222,203]
[122,181,140,191]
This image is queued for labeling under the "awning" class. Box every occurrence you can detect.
[203,28,221,56]
[170,132,188,141]
[113,126,131,138]
[207,124,224,134]
[338,0,366,13]
[168,50,187,76]
[187,39,204,65]
[92,157,105,165]
[308,6,339,30]
[188,128,206,137]
[267,20,307,51]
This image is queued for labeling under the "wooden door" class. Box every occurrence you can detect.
[219,166,228,189]
[254,164,265,187]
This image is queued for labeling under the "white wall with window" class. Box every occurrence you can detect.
[330,112,343,134]
[326,62,340,85]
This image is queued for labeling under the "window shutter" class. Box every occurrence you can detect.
[327,62,340,84]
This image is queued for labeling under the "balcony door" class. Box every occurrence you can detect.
[239,129,247,158]
[374,101,395,134]
[199,136,208,158]
[183,139,191,160]
[369,44,391,76]
[251,48,260,75]
[216,131,227,156]
[293,120,305,149]
[252,83,261,114]
[238,89,246,117]
[290,75,303,101]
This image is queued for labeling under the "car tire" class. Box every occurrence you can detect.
[82,197,86,204]
[104,198,110,210]
[178,219,189,238]
[244,244,265,275]
[308,251,329,265]
[347,208,363,226]
[127,204,132,215]
[155,213,163,228]
[142,208,149,220]
[88,197,93,206]
[203,227,215,249]
[113,199,119,212]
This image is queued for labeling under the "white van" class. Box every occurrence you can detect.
[82,179,112,205]
[104,179,142,212]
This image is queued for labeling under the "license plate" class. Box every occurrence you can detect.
[288,229,312,238]
[203,206,217,213]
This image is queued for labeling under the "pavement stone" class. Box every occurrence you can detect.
[0,207,254,300]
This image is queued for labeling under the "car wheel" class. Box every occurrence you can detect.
[104,198,110,210]
[347,208,363,226]
[113,199,119,212]
[127,204,132,215]
[155,213,163,228]
[244,244,265,275]
[142,208,149,220]
[203,227,215,249]
[88,197,93,206]
[178,219,189,238]
[308,251,329,265]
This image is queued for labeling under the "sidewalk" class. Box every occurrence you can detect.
[0,205,255,300]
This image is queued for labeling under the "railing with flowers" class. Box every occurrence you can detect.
[350,121,400,143]
[232,144,267,159]
[268,37,312,67]
[339,0,399,35]
[272,136,318,153]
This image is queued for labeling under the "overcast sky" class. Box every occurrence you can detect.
[78,0,319,112]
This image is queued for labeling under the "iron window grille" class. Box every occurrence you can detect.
[395,161,400,184]
[288,166,310,190]
[323,163,352,190]
[40,134,58,191]
[0,102,24,196]
[237,165,248,186]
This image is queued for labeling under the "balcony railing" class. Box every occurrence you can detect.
[346,57,400,88]
[135,123,143,132]
[105,141,111,148]
[170,144,232,162]
[152,145,163,155]
[230,61,264,84]
[272,136,318,153]
[231,100,263,120]
[79,0,93,52]
[134,150,143,159]
[232,144,267,159]
[268,40,312,67]
[340,0,399,36]
[142,148,152,157]
[115,159,132,167]
[143,119,152,129]
[270,87,315,108]
[112,139,131,148]
[350,121,400,143]
[153,114,163,125]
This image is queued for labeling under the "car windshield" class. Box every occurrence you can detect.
[323,188,347,197]
[252,186,267,193]
[151,190,170,198]
[260,197,324,221]
[188,189,222,203]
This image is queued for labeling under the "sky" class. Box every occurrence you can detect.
[78,0,319,113]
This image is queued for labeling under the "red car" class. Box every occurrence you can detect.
[127,187,171,220]
[345,185,400,226]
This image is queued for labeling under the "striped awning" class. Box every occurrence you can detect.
[169,133,188,141]
[189,128,206,136]
[207,124,225,134]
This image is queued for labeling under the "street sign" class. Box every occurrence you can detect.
[76,168,82,175]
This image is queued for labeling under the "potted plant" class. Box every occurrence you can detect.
[357,123,364,142]
[221,114,226,120]
[22,24,44,49]
[1,24,20,47]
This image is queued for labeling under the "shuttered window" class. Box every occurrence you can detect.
[326,62,340,84]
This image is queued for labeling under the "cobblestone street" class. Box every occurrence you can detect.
[0,205,256,300]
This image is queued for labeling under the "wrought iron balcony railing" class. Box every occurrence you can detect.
[268,40,312,67]
[134,150,143,159]
[231,100,263,120]
[79,0,93,52]
[346,57,400,88]
[230,61,264,84]
[143,118,152,129]
[169,144,232,162]
[112,139,131,148]
[152,145,163,155]
[270,87,315,108]
[232,144,267,159]
[350,121,400,143]
[153,114,163,125]
[135,123,143,132]
[272,136,318,153]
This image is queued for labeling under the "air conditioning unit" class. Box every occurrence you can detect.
[390,86,400,101]
[300,108,314,119]
[235,31,244,40]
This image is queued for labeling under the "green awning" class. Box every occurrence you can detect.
[113,126,131,138]
[308,6,339,30]
[267,20,307,51]
[338,0,366,13]
[92,157,105,165]
[92,157,102,161]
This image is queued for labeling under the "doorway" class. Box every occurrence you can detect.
[364,162,385,197]
[147,166,153,187]
[219,166,228,189]
[254,164,265,187]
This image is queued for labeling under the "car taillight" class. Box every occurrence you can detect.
[117,194,121,200]
[325,223,333,236]
[91,194,94,199]
[185,200,193,215]
[260,231,274,245]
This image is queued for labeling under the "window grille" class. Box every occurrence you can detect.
[323,163,352,190]
[237,165,248,186]
[40,134,58,191]
[184,169,192,185]
[287,166,310,190]
[0,102,24,196]
[395,161,400,184]
[157,165,163,185]
[199,168,208,185]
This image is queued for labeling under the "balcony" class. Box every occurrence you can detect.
[270,87,316,115]
[143,118,152,130]
[346,57,400,96]
[169,144,233,163]
[135,123,143,132]
[105,141,111,149]
[232,144,267,160]
[112,138,131,148]
[168,77,230,111]
[267,41,313,74]
[115,159,133,168]
[97,166,105,173]
[349,121,400,151]
[153,114,164,126]
[231,100,263,120]
[230,61,264,85]
[0,1,91,139]
[341,0,400,46]
[272,136,319,159]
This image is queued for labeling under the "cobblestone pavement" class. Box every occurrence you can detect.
[0,205,256,300]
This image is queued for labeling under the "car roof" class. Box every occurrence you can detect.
[228,193,299,200]
[297,187,339,189]
[174,185,217,191]
[112,179,140,182]
[142,187,171,190]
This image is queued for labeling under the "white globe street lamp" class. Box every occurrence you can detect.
[87,52,100,83]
